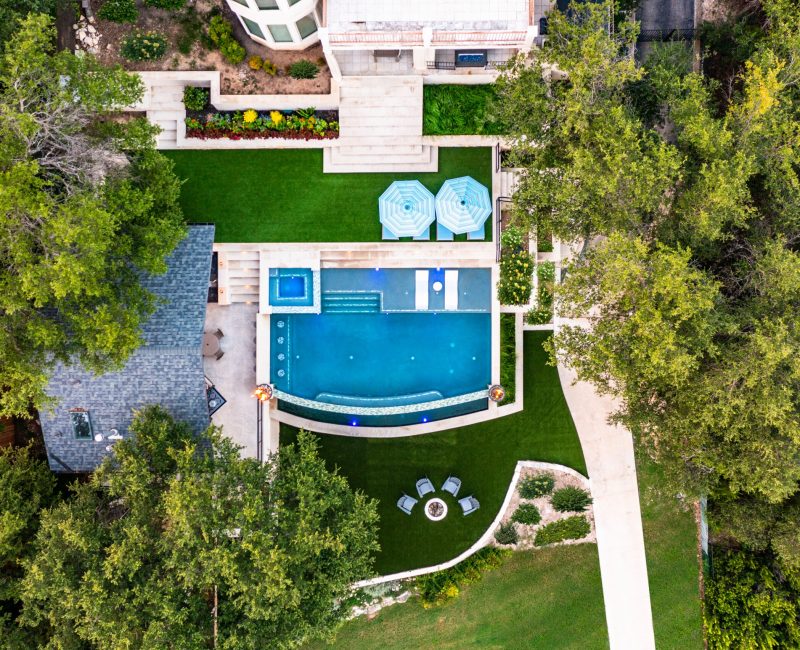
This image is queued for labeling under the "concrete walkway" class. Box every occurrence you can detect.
[557,362,656,649]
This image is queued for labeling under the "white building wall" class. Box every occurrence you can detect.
[224,0,322,50]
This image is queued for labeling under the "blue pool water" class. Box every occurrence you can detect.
[271,312,491,404]
[269,268,313,307]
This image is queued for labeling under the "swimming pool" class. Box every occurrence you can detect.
[272,311,490,401]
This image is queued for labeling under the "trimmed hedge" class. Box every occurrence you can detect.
[499,313,516,405]
[534,516,591,546]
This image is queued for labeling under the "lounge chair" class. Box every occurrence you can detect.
[415,270,429,310]
[382,226,399,241]
[444,270,458,310]
[416,477,435,498]
[458,495,480,515]
[442,476,461,497]
[413,226,431,241]
[467,227,486,241]
[436,222,454,241]
[397,493,418,515]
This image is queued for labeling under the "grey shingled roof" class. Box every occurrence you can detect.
[40,225,215,473]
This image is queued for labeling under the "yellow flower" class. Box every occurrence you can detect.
[243,109,257,124]
[270,110,284,125]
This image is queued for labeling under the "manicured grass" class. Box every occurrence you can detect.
[423,85,507,136]
[307,546,608,650]
[281,332,587,575]
[165,147,493,242]
[639,460,703,649]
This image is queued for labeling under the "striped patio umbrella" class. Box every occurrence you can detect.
[435,176,492,235]
[379,181,436,238]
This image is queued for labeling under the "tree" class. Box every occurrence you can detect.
[0,445,56,648]
[19,407,379,648]
[0,0,53,49]
[494,2,682,249]
[499,0,800,606]
[0,15,186,418]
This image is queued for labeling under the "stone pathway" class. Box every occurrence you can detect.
[557,361,656,650]
[325,76,437,173]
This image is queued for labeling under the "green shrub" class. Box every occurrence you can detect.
[183,86,209,111]
[98,0,138,23]
[518,473,555,499]
[415,547,508,608]
[220,39,246,65]
[289,59,320,79]
[499,313,516,405]
[121,31,168,62]
[511,503,541,525]
[263,59,278,75]
[177,9,204,55]
[497,251,533,305]
[494,522,519,545]
[551,486,592,513]
[501,225,527,253]
[525,261,556,324]
[536,222,553,252]
[423,84,508,135]
[534,516,591,546]
[145,0,186,8]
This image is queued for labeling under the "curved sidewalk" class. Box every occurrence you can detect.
[558,364,656,650]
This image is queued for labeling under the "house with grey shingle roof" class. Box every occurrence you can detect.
[40,224,215,473]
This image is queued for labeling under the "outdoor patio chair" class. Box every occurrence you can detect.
[467,227,486,241]
[214,328,224,339]
[382,226,399,241]
[214,349,224,361]
[458,495,480,516]
[397,493,418,515]
[413,226,431,241]
[442,476,461,497]
[436,222,454,241]
[416,476,435,498]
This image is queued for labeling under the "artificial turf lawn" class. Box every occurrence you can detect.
[306,546,608,650]
[165,147,493,243]
[280,331,587,576]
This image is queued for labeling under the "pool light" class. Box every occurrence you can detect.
[350,419,358,426]
[422,417,428,423]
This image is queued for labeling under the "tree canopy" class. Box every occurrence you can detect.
[497,0,800,587]
[0,15,186,418]
[18,407,379,649]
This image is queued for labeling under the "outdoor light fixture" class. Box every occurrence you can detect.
[254,384,274,402]
[488,384,506,403]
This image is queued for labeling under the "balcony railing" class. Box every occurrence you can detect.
[431,30,528,45]
[426,60,508,71]
[328,31,424,46]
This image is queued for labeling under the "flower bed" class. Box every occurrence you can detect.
[185,108,339,141]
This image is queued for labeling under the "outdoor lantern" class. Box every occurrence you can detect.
[254,384,273,402]
[488,384,506,403]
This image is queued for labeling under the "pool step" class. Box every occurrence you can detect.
[321,292,381,314]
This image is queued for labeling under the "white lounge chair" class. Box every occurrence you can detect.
[415,270,429,310]
[442,476,461,497]
[413,226,431,241]
[458,495,480,516]
[444,270,458,310]
[467,227,486,241]
[436,222,454,241]
[397,493,418,515]
[416,477,435,498]
[382,226,399,240]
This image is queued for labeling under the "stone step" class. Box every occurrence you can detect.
[323,146,438,173]
[335,143,425,155]
[338,114,420,128]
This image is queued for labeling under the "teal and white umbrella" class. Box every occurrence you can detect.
[379,181,435,238]
[435,176,492,235]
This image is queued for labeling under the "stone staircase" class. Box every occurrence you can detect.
[142,79,185,149]
[499,168,521,197]
[218,250,260,304]
[324,76,437,173]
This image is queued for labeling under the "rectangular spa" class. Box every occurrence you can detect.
[270,268,493,426]
[268,268,314,307]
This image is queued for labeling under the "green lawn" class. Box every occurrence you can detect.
[281,332,587,576]
[639,460,704,649]
[309,546,608,650]
[165,147,493,243]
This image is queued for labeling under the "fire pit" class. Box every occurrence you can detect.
[425,497,448,521]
